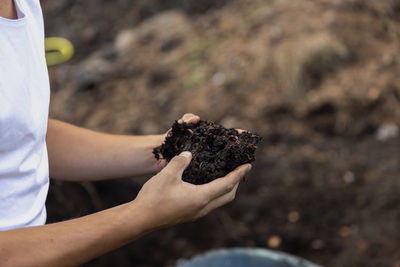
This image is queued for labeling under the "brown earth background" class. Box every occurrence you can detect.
[42,0,400,266]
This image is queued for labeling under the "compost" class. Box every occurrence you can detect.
[153,120,261,184]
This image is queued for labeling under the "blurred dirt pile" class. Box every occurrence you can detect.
[43,0,400,266]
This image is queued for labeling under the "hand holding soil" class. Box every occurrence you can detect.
[134,151,252,228]
[155,113,201,171]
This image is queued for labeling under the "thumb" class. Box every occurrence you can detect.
[162,151,192,179]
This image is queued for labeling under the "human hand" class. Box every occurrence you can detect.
[134,151,251,229]
[155,113,200,171]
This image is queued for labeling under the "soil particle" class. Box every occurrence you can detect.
[153,120,261,184]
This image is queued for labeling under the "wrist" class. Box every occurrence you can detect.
[124,200,160,235]
[123,134,165,176]
[147,134,165,147]
[143,134,165,173]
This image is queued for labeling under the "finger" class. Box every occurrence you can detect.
[178,113,200,124]
[182,113,197,122]
[199,164,251,200]
[161,151,192,180]
[156,159,168,171]
[201,183,239,215]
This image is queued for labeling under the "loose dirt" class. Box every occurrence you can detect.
[154,120,261,184]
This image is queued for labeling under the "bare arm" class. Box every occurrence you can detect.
[0,202,148,267]
[0,153,251,267]
[46,119,165,181]
[46,113,201,181]
[0,0,18,20]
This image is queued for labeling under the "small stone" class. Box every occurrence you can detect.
[343,171,355,184]
[376,123,399,141]
[338,226,351,237]
[212,72,225,86]
[115,29,137,54]
[267,235,282,248]
[288,211,300,223]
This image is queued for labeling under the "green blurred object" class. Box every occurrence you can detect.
[45,37,74,66]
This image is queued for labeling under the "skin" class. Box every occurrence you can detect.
[46,119,167,181]
[0,113,252,267]
[0,0,17,19]
[0,1,252,266]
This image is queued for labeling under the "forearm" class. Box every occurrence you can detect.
[46,119,164,181]
[0,202,153,267]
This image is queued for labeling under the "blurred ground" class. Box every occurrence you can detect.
[42,0,400,266]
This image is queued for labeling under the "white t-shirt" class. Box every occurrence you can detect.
[0,0,50,230]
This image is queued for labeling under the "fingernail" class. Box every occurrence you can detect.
[187,116,197,122]
[180,151,192,158]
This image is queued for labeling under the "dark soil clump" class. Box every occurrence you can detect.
[153,120,262,184]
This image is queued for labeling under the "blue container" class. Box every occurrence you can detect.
[177,248,322,267]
